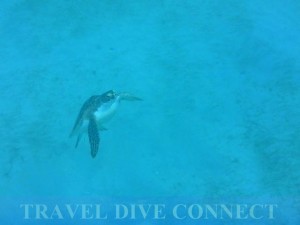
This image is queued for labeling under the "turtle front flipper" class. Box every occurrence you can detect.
[88,117,100,158]
[75,133,82,148]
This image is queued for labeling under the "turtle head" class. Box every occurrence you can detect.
[118,92,142,101]
[101,90,117,102]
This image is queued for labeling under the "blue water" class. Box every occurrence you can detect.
[1,0,300,224]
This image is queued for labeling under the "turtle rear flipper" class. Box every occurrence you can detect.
[88,117,100,158]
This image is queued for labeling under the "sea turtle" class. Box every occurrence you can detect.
[70,90,141,158]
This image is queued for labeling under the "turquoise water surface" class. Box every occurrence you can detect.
[0,0,299,224]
